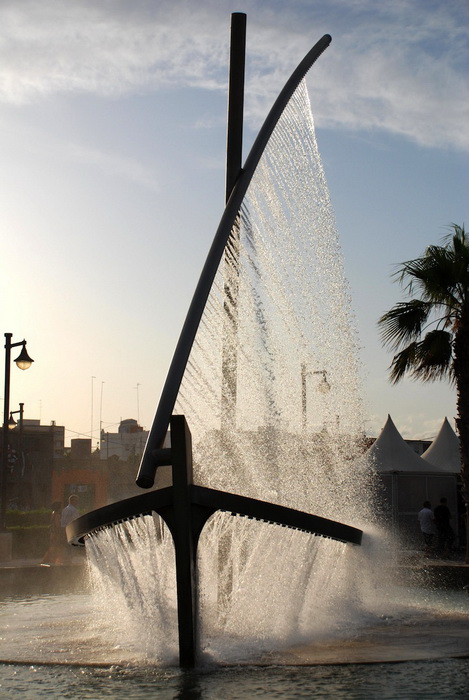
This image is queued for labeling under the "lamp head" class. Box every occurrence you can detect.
[8,413,17,430]
[14,344,34,370]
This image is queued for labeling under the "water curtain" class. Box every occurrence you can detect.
[67,15,370,668]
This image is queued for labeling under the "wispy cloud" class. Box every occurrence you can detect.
[0,0,467,151]
[305,0,469,151]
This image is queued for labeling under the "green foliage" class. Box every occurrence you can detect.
[378,223,469,562]
[378,223,468,384]
[5,508,52,528]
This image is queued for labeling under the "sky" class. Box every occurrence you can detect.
[0,0,467,447]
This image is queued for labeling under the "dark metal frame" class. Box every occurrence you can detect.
[136,21,331,489]
[66,17,361,669]
[67,415,362,667]
[1,334,33,531]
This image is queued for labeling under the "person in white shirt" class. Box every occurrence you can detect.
[60,494,79,527]
[60,495,79,562]
[418,501,436,556]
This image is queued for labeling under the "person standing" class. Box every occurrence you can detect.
[418,501,436,556]
[41,501,62,565]
[433,497,455,558]
[60,494,79,528]
[60,495,79,562]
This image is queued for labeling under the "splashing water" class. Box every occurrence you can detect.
[87,79,385,664]
[86,515,179,664]
[176,80,373,524]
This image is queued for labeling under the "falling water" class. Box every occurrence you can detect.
[176,79,373,522]
[86,79,384,664]
[86,515,179,664]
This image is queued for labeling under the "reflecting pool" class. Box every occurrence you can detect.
[1,587,468,698]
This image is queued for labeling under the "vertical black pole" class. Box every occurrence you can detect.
[1,334,12,531]
[226,12,246,202]
[170,414,197,667]
[18,403,24,481]
[222,13,246,432]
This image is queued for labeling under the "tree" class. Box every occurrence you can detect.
[378,224,469,562]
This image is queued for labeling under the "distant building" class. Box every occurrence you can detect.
[100,419,148,462]
[0,419,65,510]
[51,438,109,514]
[404,438,432,456]
[21,419,65,460]
[49,419,149,515]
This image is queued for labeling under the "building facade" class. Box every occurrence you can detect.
[0,419,65,510]
[100,419,149,463]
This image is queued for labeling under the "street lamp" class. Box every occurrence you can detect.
[8,403,25,496]
[9,402,24,431]
[301,364,330,431]
[1,334,34,531]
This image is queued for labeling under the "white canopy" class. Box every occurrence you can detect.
[421,417,461,474]
[368,414,434,473]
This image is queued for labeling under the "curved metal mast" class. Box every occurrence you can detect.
[137,22,331,488]
[65,21,363,670]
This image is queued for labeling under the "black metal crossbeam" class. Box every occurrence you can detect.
[67,415,362,667]
[64,15,358,668]
[66,484,362,548]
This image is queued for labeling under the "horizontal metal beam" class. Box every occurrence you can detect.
[66,484,361,547]
[66,487,173,545]
[192,486,362,545]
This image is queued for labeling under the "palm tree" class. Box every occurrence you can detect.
[378,224,469,562]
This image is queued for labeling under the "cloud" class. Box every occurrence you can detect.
[304,0,469,151]
[0,0,467,151]
[0,0,229,99]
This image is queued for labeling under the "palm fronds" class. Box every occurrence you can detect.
[378,299,430,350]
[389,330,453,384]
[379,223,468,385]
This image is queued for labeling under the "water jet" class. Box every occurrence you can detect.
[1,16,468,697]
[66,13,368,668]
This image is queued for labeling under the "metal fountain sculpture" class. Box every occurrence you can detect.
[67,14,362,668]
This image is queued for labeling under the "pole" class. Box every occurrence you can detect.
[221,13,246,432]
[225,12,246,202]
[1,334,12,530]
[136,32,331,489]
[99,381,104,449]
[170,414,197,667]
[18,403,24,480]
[90,376,95,452]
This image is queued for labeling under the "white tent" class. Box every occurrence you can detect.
[367,414,430,473]
[421,417,461,474]
[368,415,459,548]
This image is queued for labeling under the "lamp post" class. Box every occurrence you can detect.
[9,402,24,431]
[8,403,25,506]
[301,364,330,431]
[1,334,33,531]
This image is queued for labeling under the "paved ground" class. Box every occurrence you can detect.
[0,557,85,568]
[0,556,88,596]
